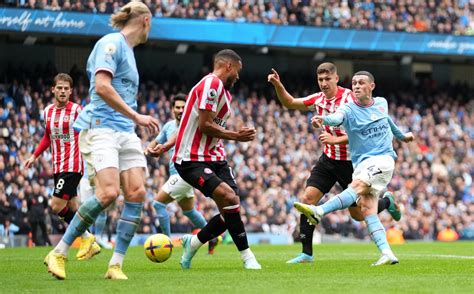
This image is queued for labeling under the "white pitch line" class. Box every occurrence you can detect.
[403,254,474,260]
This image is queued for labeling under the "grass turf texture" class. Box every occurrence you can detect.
[1,242,472,293]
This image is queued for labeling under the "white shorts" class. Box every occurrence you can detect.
[162,174,194,202]
[79,128,147,174]
[352,155,395,197]
[79,177,95,203]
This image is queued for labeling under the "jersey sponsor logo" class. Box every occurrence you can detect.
[213,117,226,128]
[361,123,389,138]
[51,133,72,141]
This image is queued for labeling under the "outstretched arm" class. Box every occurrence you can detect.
[267,68,310,110]
[387,116,414,142]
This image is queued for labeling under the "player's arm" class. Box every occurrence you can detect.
[319,133,349,145]
[95,72,159,134]
[25,128,51,168]
[312,111,345,129]
[198,110,255,142]
[387,116,414,142]
[267,68,309,110]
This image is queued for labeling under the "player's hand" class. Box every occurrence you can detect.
[267,68,281,86]
[235,127,256,142]
[146,144,167,157]
[311,116,324,129]
[24,155,37,169]
[134,114,160,135]
[403,132,415,142]
[319,132,337,145]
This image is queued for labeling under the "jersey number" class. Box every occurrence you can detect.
[56,179,65,191]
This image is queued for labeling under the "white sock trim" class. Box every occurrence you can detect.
[109,252,125,267]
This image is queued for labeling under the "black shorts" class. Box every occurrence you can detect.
[174,161,238,197]
[306,153,353,194]
[53,172,82,200]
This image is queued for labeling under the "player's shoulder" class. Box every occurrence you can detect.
[163,120,176,129]
[373,96,388,106]
[44,103,55,112]
[95,33,123,52]
[339,87,354,100]
[203,74,223,88]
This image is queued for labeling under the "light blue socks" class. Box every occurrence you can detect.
[153,200,170,236]
[115,201,143,255]
[63,197,104,245]
[320,186,358,215]
[183,208,207,229]
[365,214,390,253]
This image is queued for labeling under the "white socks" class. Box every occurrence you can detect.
[190,235,204,250]
[109,252,125,268]
[81,231,91,238]
[54,240,70,256]
[240,248,255,262]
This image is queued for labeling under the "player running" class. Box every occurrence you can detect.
[24,73,100,259]
[295,71,414,266]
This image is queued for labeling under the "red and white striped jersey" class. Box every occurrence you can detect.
[37,101,83,174]
[173,74,231,164]
[302,86,354,161]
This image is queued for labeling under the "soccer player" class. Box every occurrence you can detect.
[145,94,219,254]
[44,2,159,280]
[24,73,100,259]
[173,49,261,270]
[294,71,414,266]
[268,63,401,264]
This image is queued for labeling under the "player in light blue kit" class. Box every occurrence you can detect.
[294,71,414,266]
[44,2,159,280]
[145,94,220,254]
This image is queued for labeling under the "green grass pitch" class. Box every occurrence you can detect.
[1,242,473,293]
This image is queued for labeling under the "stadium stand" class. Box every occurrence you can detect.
[1,65,472,245]
[3,0,473,35]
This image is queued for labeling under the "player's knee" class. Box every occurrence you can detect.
[222,190,239,206]
[50,201,66,215]
[98,186,121,206]
[350,180,370,195]
[302,193,317,205]
[126,185,146,202]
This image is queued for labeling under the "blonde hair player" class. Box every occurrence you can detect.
[44,1,159,280]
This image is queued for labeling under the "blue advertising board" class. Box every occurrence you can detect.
[1,8,473,56]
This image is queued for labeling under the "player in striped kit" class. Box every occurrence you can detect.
[173,49,261,270]
[24,73,100,259]
[268,63,401,264]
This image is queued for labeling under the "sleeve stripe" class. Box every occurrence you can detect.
[95,67,114,77]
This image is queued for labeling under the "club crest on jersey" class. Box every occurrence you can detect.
[370,113,379,121]
[104,43,117,55]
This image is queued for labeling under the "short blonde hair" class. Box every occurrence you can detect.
[110,1,151,30]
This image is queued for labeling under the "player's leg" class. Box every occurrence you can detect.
[177,194,218,255]
[152,176,177,237]
[105,131,148,280]
[176,161,260,269]
[288,155,336,263]
[175,178,207,231]
[354,156,399,266]
[105,166,145,280]
[287,187,324,264]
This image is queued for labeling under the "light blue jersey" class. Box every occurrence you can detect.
[323,97,406,167]
[155,120,179,175]
[73,104,94,132]
[86,32,139,133]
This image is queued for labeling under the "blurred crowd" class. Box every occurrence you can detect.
[3,0,473,35]
[0,64,473,247]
